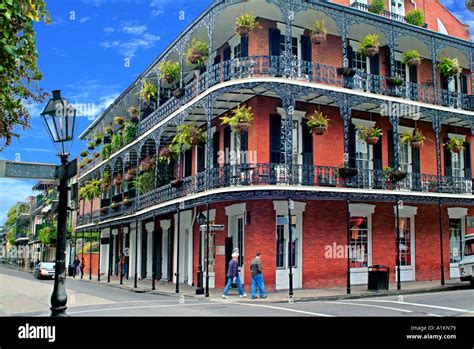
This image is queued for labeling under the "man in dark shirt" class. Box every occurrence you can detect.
[250,252,266,299]
[222,252,247,299]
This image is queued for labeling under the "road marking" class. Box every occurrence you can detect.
[320,301,441,317]
[233,302,334,317]
[350,299,474,314]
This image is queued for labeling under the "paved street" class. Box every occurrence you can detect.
[2,267,473,317]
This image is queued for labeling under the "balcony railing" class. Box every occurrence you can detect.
[350,1,428,28]
[77,162,473,226]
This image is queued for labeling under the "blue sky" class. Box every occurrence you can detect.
[0,0,472,224]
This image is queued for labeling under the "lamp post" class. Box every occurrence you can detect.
[40,90,77,317]
[287,198,294,298]
[195,211,206,295]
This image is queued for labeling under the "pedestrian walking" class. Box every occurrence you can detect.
[120,253,127,277]
[250,252,266,299]
[80,256,85,279]
[222,252,247,299]
[73,256,80,278]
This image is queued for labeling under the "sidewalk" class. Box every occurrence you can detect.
[74,273,470,303]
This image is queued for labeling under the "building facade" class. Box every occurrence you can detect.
[75,0,474,292]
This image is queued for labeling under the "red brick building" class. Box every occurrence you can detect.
[76,0,474,293]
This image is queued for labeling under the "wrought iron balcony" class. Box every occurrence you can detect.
[350,1,428,28]
[134,163,473,213]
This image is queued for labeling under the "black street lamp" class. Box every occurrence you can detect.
[195,212,206,295]
[40,90,77,317]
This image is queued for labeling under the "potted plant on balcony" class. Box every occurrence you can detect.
[128,106,140,123]
[337,66,356,78]
[122,121,137,145]
[382,166,407,183]
[311,19,327,45]
[93,151,100,158]
[446,137,464,154]
[186,39,209,69]
[101,171,110,191]
[159,145,177,164]
[114,116,125,126]
[306,111,329,135]
[358,34,380,58]
[235,12,260,37]
[125,168,136,181]
[439,57,462,78]
[220,104,254,133]
[386,75,404,87]
[357,125,383,145]
[368,0,385,14]
[174,123,205,147]
[111,200,121,210]
[104,126,113,144]
[123,197,133,207]
[87,141,95,150]
[141,80,159,102]
[134,171,155,194]
[85,157,93,164]
[401,129,426,149]
[406,9,425,27]
[336,163,359,178]
[140,157,154,172]
[101,143,112,160]
[403,50,421,67]
[111,134,123,153]
[94,132,103,146]
[80,150,89,158]
[158,61,180,85]
[113,174,123,187]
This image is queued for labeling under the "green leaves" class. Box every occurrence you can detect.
[0,0,50,150]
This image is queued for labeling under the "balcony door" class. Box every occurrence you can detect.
[391,0,405,17]
[395,206,417,282]
[448,208,467,278]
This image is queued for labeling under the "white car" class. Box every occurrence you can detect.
[459,235,474,287]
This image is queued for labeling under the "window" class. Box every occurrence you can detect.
[465,239,474,256]
[452,150,464,178]
[355,132,371,171]
[350,216,369,268]
[449,219,463,263]
[279,35,298,57]
[233,43,242,59]
[398,217,412,266]
[394,60,407,81]
[352,52,368,71]
[391,0,405,16]
[276,215,297,269]
[399,140,411,173]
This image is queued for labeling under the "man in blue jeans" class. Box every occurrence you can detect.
[222,252,247,299]
[250,252,266,299]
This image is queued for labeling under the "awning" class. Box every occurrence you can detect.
[42,204,52,213]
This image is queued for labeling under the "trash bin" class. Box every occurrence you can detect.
[68,266,74,277]
[368,265,389,291]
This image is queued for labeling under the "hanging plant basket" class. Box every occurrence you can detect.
[111,202,121,210]
[130,114,139,124]
[311,33,327,45]
[87,142,95,150]
[113,177,122,186]
[100,207,109,214]
[125,169,136,181]
[140,158,153,172]
[123,198,132,207]
[236,122,251,133]
[411,141,423,149]
[337,67,356,78]
[364,46,379,57]
[312,126,327,136]
[367,137,380,145]
[93,152,100,158]
[235,26,251,37]
[188,51,204,65]
[337,167,359,178]
[407,57,421,67]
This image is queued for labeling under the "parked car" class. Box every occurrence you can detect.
[33,262,56,280]
[459,235,474,287]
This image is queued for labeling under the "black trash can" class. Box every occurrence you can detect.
[368,265,389,291]
[68,266,74,277]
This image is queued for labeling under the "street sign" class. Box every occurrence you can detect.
[123,247,130,257]
[200,224,225,232]
[0,159,77,180]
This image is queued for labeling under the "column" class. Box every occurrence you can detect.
[389,112,400,169]
[206,98,214,190]
[431,38,439,103]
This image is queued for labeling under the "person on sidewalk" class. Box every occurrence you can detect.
[73,256,80,278]
[80,256,85,279]
[250,252,266,299]
[222,252,247,299]
[120,253,127,277]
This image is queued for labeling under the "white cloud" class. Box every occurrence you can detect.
[79,17,91,24]
[100,21,161,58]
[103,27,115,33]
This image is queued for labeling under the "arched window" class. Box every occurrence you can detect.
[438,18,448,35]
